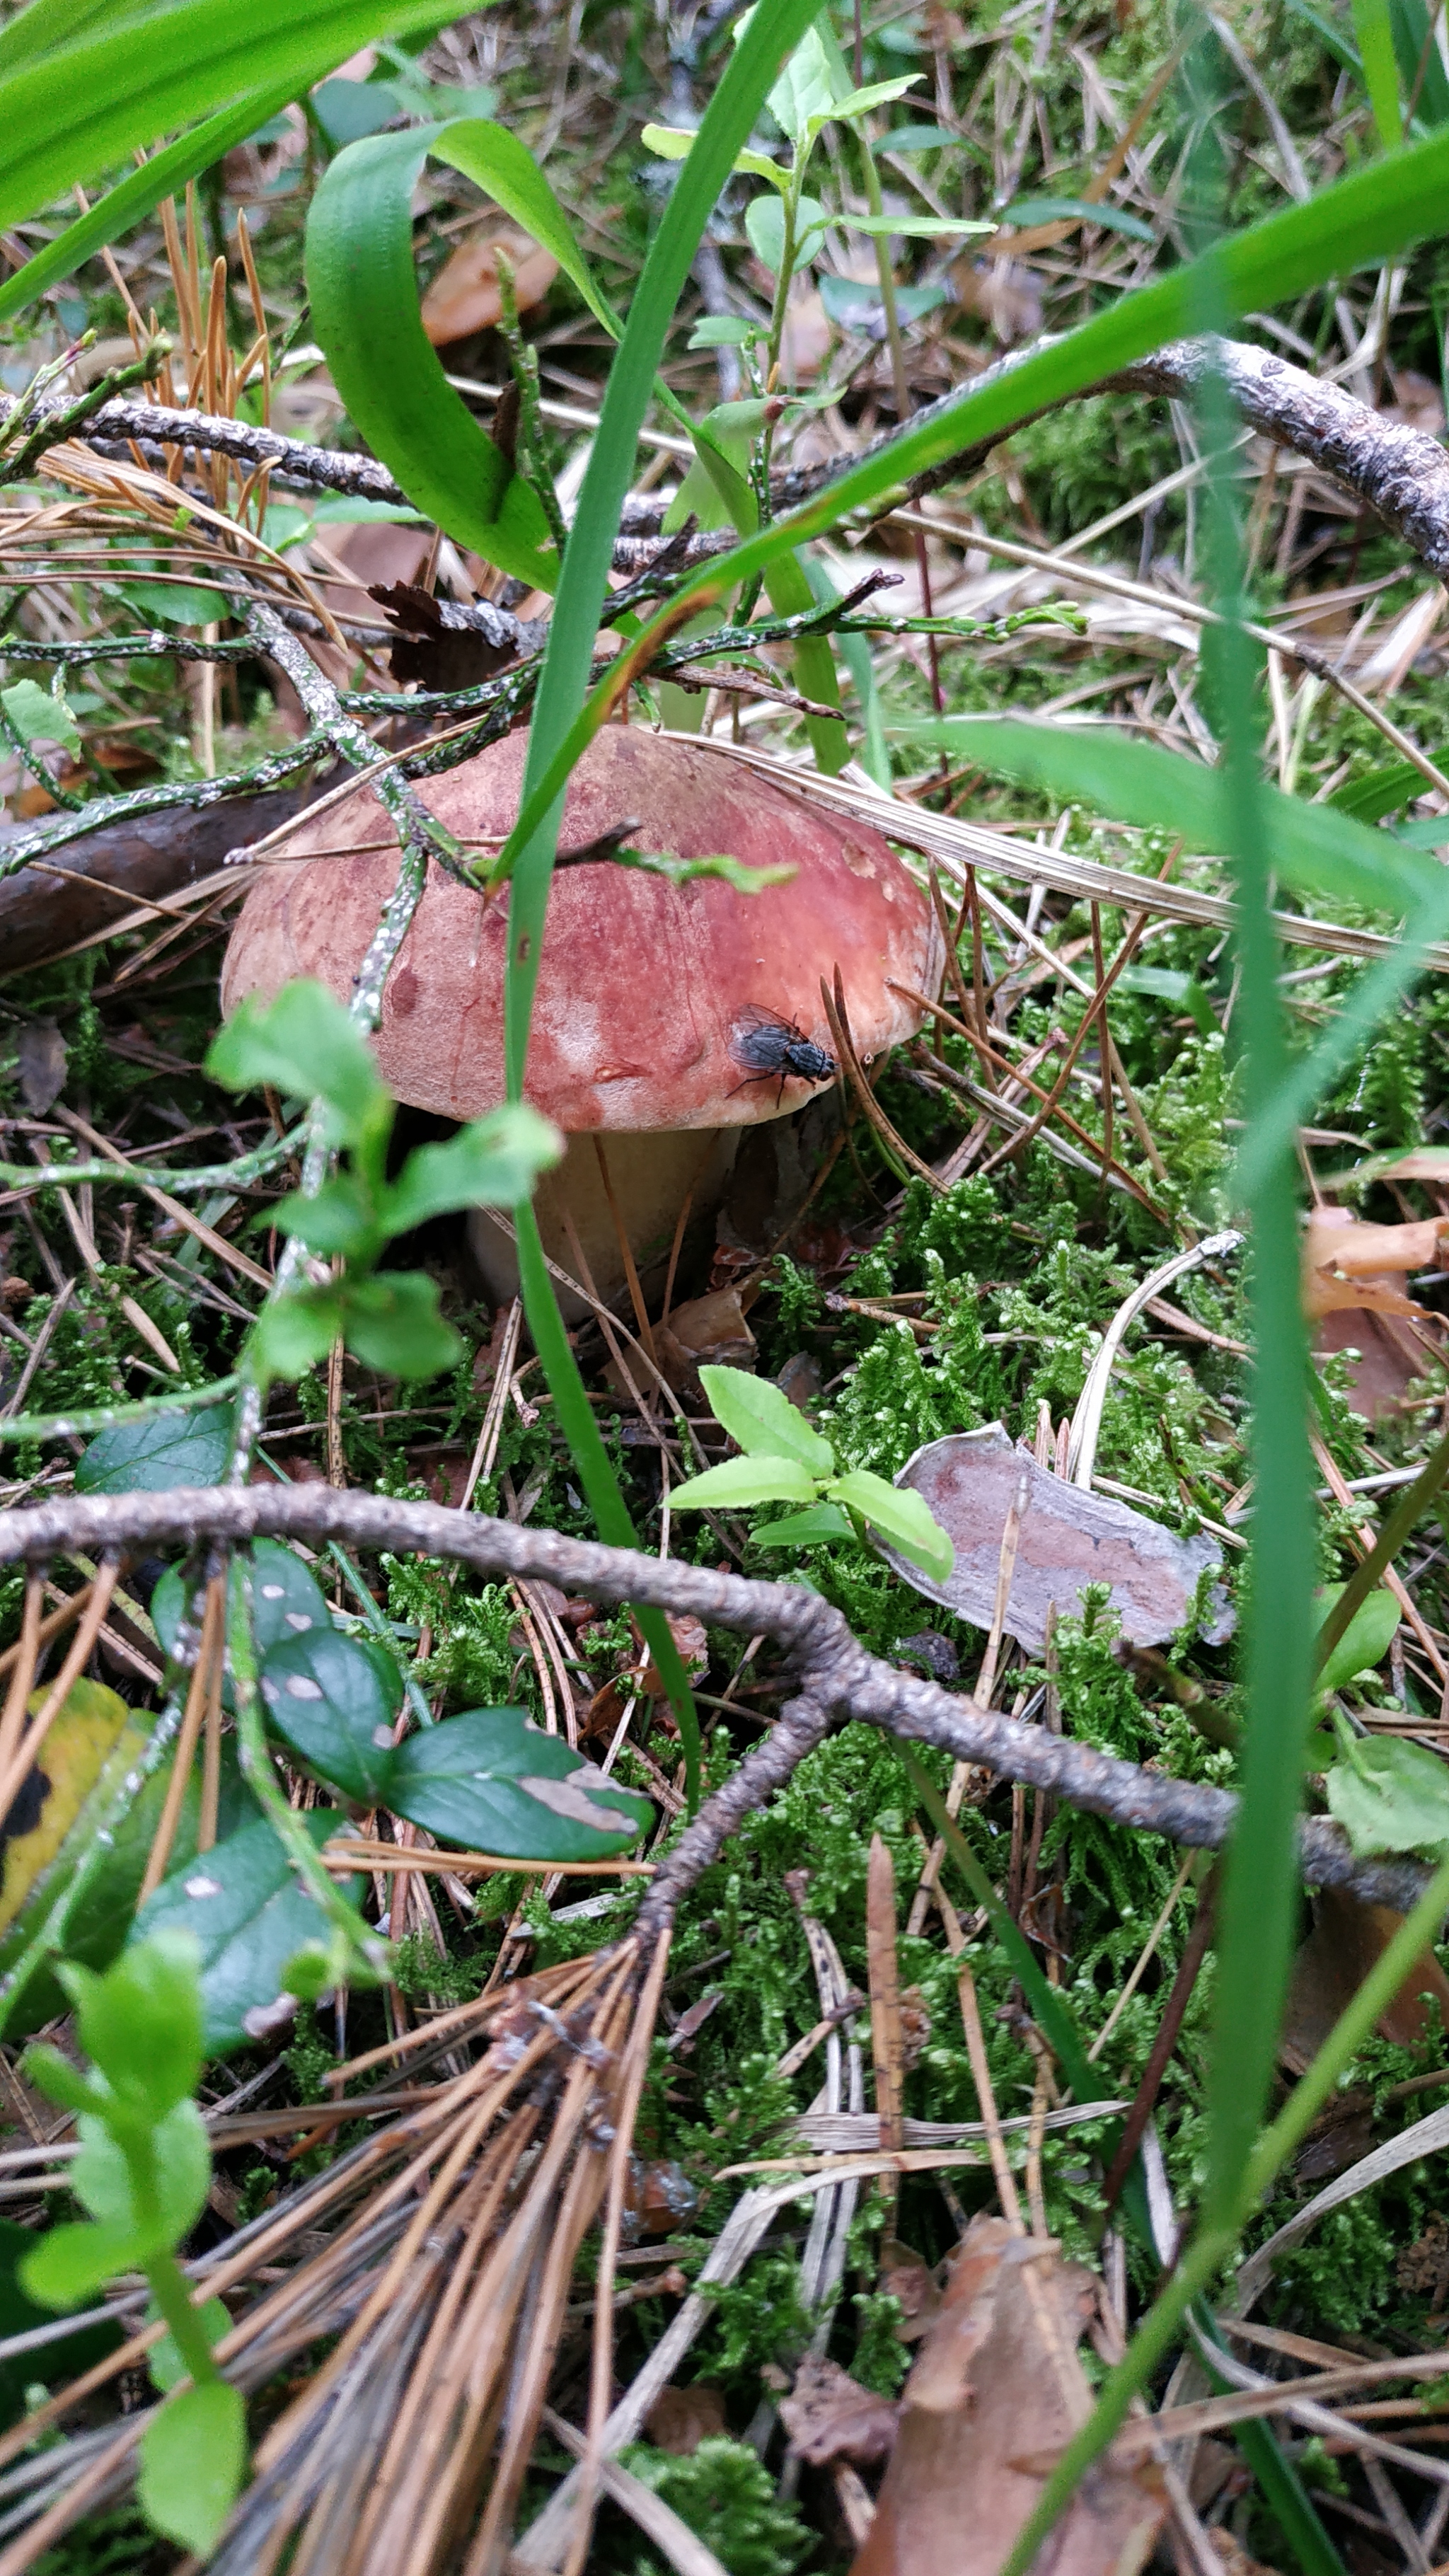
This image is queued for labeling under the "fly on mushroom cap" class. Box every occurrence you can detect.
[220,727,943,1310]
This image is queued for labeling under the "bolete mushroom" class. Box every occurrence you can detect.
[220,727,942,1314]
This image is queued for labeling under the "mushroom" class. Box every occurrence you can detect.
[220,727,942,1316]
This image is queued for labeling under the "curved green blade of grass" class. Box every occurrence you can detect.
[0,80,298,328]
[304,124,557,592]
[0,0,462,236]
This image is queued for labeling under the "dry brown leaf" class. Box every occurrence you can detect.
[1283,1885,1449,2075]
[644,2384,728,2456]
[1303,1208,1447,1318]
[780,2355,900,2468]
[420,229,560,345]
[880,1424,1231,1651]
[656,1286,757,1402]
[850,2217,1165,2576]
[880,2238,941,2343]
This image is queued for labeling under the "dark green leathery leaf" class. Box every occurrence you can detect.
[259,1629,403,1806]
[134,1815,362,2052]
[385,1706,652,1858]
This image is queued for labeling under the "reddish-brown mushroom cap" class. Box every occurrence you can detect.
[220,727,942,1130]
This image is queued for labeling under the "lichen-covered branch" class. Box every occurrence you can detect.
[0,1483,1427,1915]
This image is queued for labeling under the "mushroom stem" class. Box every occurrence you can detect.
[468,1128,738,1320]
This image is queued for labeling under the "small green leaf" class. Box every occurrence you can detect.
[272,1174,381,1261]
[745,191,829,275]
[260,1629,402,1804]
[845,212,994,238]
[243,1543,331,1659]
[698,1364,834,1471]
[68,2101,209,2252]
[65,1931,204,2116]
[338,1270,463,1380]
[1003,194,1155,242]
[757,18,836,140]
[687,314,756,347]
[75,1400,235,1496]
[117,579,231,626]
[21,2219,141,2310]
[1117,964,1217,1037]
[641,120,697,158]
[1,677,81,753]
[206,980,388,1142]
[1316,1582,1402,1692]
[828,1470,955,1581]
[807,73,920,132]
[1325,1731,1449,1857]
[434,117,620,338]
[248,1283,346,1387]
[670,1455,819,1509]
[139,2380,246,2557]
[381,1103,562,1232]
[134,1815,362,2053]
[751,1502,857,1549]
[386,1706,652,1856]
[311,72,400,145]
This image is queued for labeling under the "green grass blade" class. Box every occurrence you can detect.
[1355,0,1406,141]
[891,715,1445,919]
[305,125,556,591]
[0,0,462,233]
[431,120,623,337]
[0,81,297,328]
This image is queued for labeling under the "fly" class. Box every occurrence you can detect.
[729,1007,837,1106]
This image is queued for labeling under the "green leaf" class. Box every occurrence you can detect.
[759,18,838,139]
[901,715,1445,921]
[272,1174,379,1263]
[1003,194,1156,241]
[669,1455,819,1509]
[207,979,388,1143]
[1315,1583,1402,1692]
[844,211,994,237]
[311,72,400,145]
[67,1931,204,2117]
[814,74,922,129]
[69,2101,209,2250]
[433,119,621,337]
[244,1544,331,1658]
[75,1400,235,1495]
[1117,964,1218,1036]
[751,1502,857,1548]
[260,1629,403,1804]
[0,2219,119,2428]
[0,0,462,236]
[381,1104,562,1233]
[1326,1730,1449,1856]
[338,1270,463,1380]
[745,190,829,274]
[22,2046,101,2120]
[698,1363,834,1472]
[687,315,756,347]
[21,2218,141,2310]
[139,2381,246,2557]
[134,1813,362,2054]
[117,579,230,627]
[306,125,556,590]
[1329,756,1441,822]
[248,1284,346,1387]
[828,1469,954,1581]
[385,1706,652,1856]
[1,678,80,754]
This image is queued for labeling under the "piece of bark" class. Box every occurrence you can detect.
[851,2215,1165,2576]
[0,783,316,973]
[879,1424,1231,1651]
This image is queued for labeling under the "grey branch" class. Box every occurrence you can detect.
[20,333,1449,581]
[0,1483,1428,1916]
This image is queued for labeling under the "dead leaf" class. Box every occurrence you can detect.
[948,255,1044,344]
[880,2238,940,2341]
[644,2384,727,2456]
[898,1985,931,2072]
[367,582,523,691]
[656,1286,756,1402]
[850,2216,1165,2576]
[637,1615,710,1713]
[1283,1885,1449,2075]
[664,1987,722,2053]
[1397,2212,1449,2306]
[1303,1208,1447,1319]
[16,1020,66,1115]
[880,1424,1232,1651]
[420,229,559,345]
[781,2355,899,2468]
[623,2155,698,2240]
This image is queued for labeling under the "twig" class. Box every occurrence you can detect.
[0,1483,1433,1915]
